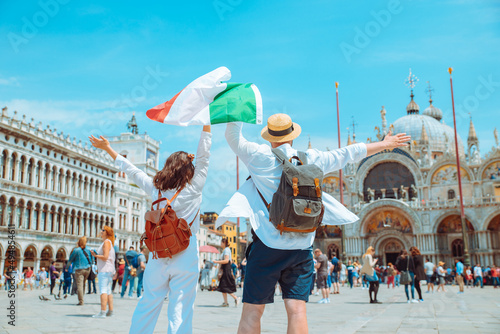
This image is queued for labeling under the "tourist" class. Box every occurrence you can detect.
[395,249,418,303]
[473,263,483,288]
[360,246,381,304]
[90,225,116,318]
[347,260,355,289]
[386,263,395,288]
[455,259,465,294]
[436,261,447,292]
[66,236,94,306]
[48,262,59,295]
[409,246,425,302]
[62,262,72,297]
[213,237,238,307]
[239,258,247,289]
[314,249,330,304]
[220,114,410,333]
[115,259,125,293]
[424,258,434,293]
[39,267,47,290]
[87,259,98,294]
[25,267,34,291]
[90,124,211,333]
[135,245,147,299]
[311,257,318,295]
[330,255,340,294]
[340,261,347,287]
[201,259,214,290]
[465,266,473,288]
[121,246,138,299]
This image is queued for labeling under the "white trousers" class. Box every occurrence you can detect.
[130,234,199,334]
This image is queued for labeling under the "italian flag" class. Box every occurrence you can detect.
[146,67,263,126]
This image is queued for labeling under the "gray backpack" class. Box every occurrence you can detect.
[256,148,325,234]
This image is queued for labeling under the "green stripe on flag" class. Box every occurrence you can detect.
[209,83,258,125]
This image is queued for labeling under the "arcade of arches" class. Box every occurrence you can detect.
[315,209,500,267]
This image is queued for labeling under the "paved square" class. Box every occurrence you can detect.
[1,283,499,333]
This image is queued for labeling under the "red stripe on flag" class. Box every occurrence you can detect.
[146,89,183,123]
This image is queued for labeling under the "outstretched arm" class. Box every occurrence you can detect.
[366,131,411,157]
[89,135,118,160]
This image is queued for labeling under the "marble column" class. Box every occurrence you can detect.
[34,257,40,273]
[18,256,24,271]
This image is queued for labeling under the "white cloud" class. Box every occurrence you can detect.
[0,76,20,87]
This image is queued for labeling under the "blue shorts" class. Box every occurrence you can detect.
[331,272,339,283]
[242,236,313,304]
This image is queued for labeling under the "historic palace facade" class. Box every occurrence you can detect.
[314,91,500,267]
[0,108,159,274]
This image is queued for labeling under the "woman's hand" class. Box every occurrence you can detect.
[203,125,211,133]
[382,131,411,150]
[89,135,118,160]
[90,250,97,257]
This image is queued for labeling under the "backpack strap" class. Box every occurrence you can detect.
[247,176,270,211]
[152,188,184,210]
[297,151,307,165]
[271,148,288,164]
[188,209,200,227]
[276,223,318,235]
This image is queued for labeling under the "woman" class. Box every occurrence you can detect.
[213,237,238,307]
[410,246,425,302]
[360,246,381,304]
[436,261,447,292]
[90,225,116,318]
[117,259,125,291]
[339,261,346,287]
[386,263,395,288]
[395,249,418,303]
[90,125,211,334]
[62,262,72,298]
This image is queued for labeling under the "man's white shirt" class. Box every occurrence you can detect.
[217,123,367,250]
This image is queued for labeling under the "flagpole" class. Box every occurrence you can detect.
[336,82,347,262]
[448,67,471,267]
[236,156,240,264]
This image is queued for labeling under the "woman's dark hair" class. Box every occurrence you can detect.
[409,246,421,256]
[399,249,408,258]
[221,237,229,247]
[154,151,195,191]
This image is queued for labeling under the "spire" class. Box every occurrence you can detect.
[380,106,387,134]
[347,131,352,145]
[467,118,478,143]
[127,112,139,134]
[405,69,420,115]
[423,81,443,121]
[308,135,312,149]
[420,121,429,145]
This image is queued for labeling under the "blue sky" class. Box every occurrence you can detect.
[1,0,499,216]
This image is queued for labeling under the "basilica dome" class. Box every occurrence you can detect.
[392,113,464,155]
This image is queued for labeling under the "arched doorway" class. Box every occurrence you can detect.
[487,214,500,249]
[55,248,66,269]
[23,245,37,272]
[436,215,475,265]
[363,162,416,201]
[327,243,340,260]
[3,244,21,273]
[40,246,53,270]
[379,238,404,266]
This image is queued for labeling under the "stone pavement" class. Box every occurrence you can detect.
[1,283,499,333]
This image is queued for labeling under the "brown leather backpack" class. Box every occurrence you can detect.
[140,189,198,259]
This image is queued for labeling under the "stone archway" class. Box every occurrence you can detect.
[40,246,54,271]
[375,236,407,266]
[23,245,37,271]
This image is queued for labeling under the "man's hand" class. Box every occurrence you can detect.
[89,135,111,150]
[382,131,411,150]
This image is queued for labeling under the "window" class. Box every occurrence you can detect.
[9,154,16,181]
[27,160,33,185]
[448,189,455,200]
[452,239,464,257]
[0,151,6,178]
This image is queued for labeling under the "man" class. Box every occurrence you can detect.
[48,261,60,295]
[314,249,329,304]
[25,267,34,291]
[330,255,340,294]
[121,246,137,298]
[218,114,410,333]
[201,259,214,289]
[66,236,93,305]
[424,258,434,293]
[455,259,464,294]
[136,245,147,299]
[39,268,47,290]
[473,263,483,288]
[491,265,499,288]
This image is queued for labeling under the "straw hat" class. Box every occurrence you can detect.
[438,261,445,266]
[261,114,301,143]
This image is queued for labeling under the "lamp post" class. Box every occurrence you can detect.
[448,67,471,267]
[335,82,347,262]
[236,156,240,263]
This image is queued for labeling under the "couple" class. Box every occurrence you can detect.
[90,113,409,334]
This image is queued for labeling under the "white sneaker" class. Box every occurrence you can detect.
[326,298,331,303]
[314,292,319,296]
[92,311,107,318]
[411,299,419,303]
[318,298,326,304]
[407,300,411,304]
